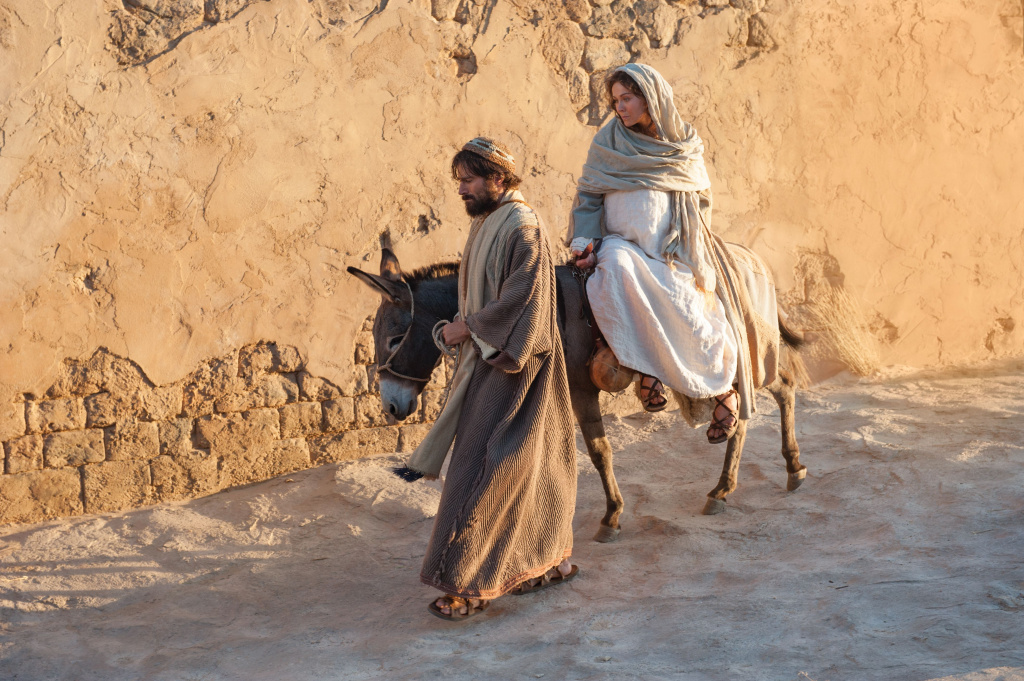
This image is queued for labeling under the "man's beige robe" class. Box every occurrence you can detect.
[419,198,577,600]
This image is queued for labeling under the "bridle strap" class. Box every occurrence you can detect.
[377,278,444,384]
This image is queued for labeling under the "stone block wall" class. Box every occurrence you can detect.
[0,322,444,525]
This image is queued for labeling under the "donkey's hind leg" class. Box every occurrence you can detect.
[703,418,748,515]
[766,368,807,491]
[572,388,624,543]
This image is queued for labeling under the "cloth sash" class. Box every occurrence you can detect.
[406,191,532,476]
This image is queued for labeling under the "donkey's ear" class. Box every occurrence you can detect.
[347,266,407,303]
[380,248,402,282]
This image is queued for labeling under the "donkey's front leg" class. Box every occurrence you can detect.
[767,368,807,491]
[703,418,748,515]
[577,416,623,542]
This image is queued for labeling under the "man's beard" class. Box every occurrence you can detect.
[463,188,503,216]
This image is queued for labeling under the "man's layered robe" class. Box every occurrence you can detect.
[417,194,578,599]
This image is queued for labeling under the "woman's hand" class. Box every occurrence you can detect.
[442,319,471,346]
[571,241,596,269]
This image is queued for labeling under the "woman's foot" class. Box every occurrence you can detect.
[639,375,668,412]
[509,559,579,595]
[706,388,739,444]
[429,594,490,621]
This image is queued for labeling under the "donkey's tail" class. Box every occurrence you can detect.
[778,309,805,350]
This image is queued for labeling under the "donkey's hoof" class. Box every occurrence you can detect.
[593,524,620,543]
[702,497,727,515]
[787,467,807,492]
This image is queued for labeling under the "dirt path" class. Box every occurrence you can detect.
[2,362,1023,680]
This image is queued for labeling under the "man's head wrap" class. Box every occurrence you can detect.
[461,137,516,175]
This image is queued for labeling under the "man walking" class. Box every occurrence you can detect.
[404,137,579,620]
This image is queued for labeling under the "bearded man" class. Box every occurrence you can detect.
[402,137,579,621]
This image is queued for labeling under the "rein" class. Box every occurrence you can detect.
[377,278,460,390]
[377,279,442,384]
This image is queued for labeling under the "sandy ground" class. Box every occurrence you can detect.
[2,361,1023,681]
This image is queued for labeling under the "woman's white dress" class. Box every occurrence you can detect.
[587,189,738,398]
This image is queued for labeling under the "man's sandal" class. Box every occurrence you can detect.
[508,565,579,596]
[639,375,668,413]
[428,595,491,621]
[706,388,739,444]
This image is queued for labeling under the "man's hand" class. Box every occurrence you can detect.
[571,241,596,269]
[442,319,471,346]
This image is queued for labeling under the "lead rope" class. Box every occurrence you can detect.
[430,318,461,415]
[390,314,462,485]
[378,279,436,384]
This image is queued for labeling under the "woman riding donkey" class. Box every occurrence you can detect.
[570,63,780,443]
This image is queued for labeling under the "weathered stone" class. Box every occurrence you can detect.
[355,394,390,429]
[583,37,631,71]
[4,434,43,474]
[541,20,586,78]
[45,348,149,398]
[159,418,194,456]
[587,68,614,125]
[85,386,179,427]
[151,450,220,501]
[84,392,118,428]
[398,424,432,453]
[267,438,311,475]
[353,333,375,365]
[567,67,591,110]
[238,342,275,376]
[0,468,83,524]
[139,385,183,421]
[105,421,160,461]
[297,371,342,401]
[195,408,280,450]
[565,0,592,23]
[83,460,152,513]
[280,402,323,438]
[731,0,764,13]
[636,0,680,45]
[221,437,310,486]
[26,398,86,434]
[181,351,242,417]
[746,12,775,48]
[264,373,300,404]
[420,389,446,421]
[43,430,105,468]
[583,3,635,40]
[0,401,26,442]
[322,397,356,432]
[309,427,400,465]
[431,0,460,21]
[271,345,303,372]
[195,408,282,486]
[425,361,448,391]
[215,373,299,412]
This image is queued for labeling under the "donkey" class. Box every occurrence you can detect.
[348,248,806,542]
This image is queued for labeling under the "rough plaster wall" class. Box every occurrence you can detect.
[1,1,1022,451]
